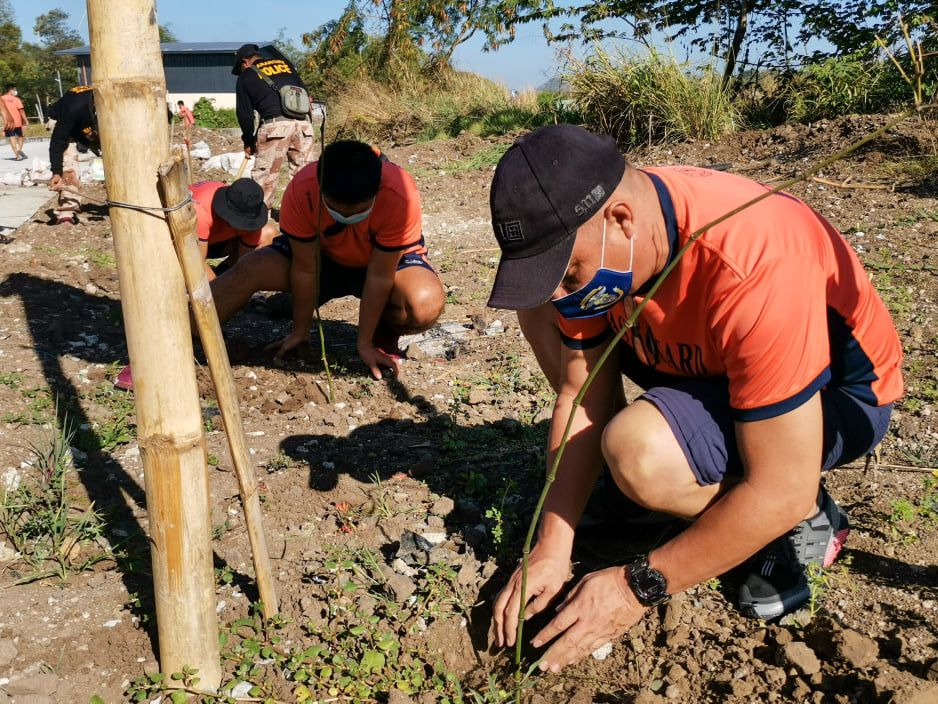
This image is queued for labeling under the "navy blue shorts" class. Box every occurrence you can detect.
[619,346,893,486]
[267,235,435,303]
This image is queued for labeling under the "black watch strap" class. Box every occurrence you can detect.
[626,554,671,606]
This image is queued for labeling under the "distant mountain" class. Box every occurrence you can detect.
[536,75,570,93]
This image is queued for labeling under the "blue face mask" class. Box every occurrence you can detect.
[551,221,634,319]
[324,198,375,225]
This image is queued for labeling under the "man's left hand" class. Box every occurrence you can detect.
[531,565,647,673]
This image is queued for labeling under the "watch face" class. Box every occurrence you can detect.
[630,560,670,605]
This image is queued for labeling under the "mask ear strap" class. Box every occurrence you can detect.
[600,218,607,269]
[628,231,635,272]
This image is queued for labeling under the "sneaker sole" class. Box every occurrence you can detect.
[739,581,810,621]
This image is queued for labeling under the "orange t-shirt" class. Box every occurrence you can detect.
[1,94,24,128]
[558,166,903,421]
[278,159,427,267]
[189,180,263,247]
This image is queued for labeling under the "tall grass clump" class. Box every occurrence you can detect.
[565,45,740,147]
[786,51,908,122]
[326,64,578,144]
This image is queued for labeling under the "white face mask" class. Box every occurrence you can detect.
[324,199,375,225]
[11,90,17,96]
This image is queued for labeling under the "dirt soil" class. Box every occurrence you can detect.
[1,115,937,704]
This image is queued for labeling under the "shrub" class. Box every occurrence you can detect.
[564,45,740,148]
[190,97,238,129]
[785,52,901,122]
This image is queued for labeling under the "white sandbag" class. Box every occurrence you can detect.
[189,140,212,159]
[24,164,53,187]
[0,171,23,186]
[200,151,254,176]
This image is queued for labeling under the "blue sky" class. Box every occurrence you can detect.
[9,0,572,90]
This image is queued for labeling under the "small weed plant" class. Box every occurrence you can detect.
[0,420,107,582]
[1,380,56,426]
[126,541,532,703]
[887,474,938,543]
[485,478,520,557]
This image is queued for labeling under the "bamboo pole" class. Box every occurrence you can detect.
[158,152,279,619]
[87,0,221,688]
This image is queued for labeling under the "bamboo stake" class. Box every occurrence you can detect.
[87,0,220,688]
[185,137,194,185]
[157,152,279,620]
[811,176,895,191]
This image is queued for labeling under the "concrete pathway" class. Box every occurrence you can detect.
[0,138,58,236]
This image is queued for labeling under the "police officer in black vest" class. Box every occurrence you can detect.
[233,43,318,208]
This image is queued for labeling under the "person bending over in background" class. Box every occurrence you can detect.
[46,86,100,225]
[113,178,279,391]
[177,100,195,130]
[208,140,445,379]
[487,124,903,673]
[190,178,278,280]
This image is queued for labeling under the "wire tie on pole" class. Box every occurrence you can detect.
[59,187,193,218]
[106,193,193,213]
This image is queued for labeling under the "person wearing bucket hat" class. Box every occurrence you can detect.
[189,178,278,280]
[206,140,445,380]
[487,124,903,672]
[113,177,276,391]
[233,43,318,209]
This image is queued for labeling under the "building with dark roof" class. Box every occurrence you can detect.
[55,41,281,110]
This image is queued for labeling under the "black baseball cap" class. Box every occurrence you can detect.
[212,178,268,231]
[232,44,261,75]
[487,124,626,310]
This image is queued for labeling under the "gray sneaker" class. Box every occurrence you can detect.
[18,151,26,159]
[738,485,849,620]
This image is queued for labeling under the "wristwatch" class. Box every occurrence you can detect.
[625,555,671,606]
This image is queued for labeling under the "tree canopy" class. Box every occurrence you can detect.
[301,0,511,89]
[485,0,936,83]
[0,1,86,116]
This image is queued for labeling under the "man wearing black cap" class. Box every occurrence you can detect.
[487,124,902,672]
[232,43,318,209]
[190,178,277,279]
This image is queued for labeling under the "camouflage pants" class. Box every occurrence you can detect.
[252,118,320,208]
